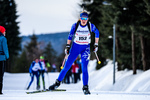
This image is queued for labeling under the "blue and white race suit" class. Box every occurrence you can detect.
[58,22,99,86]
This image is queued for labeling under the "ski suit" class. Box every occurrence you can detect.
[58,22,99,86]
[38,60,46,89]
[28,61,42,89]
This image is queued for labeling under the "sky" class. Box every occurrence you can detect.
[15,0,82,36]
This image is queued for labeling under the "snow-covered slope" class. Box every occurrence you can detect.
[1,60,150,100]
[88,60,150,92]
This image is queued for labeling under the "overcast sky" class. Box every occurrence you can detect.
[15,0,81,36]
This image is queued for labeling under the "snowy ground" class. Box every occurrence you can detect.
[1,60,150,100]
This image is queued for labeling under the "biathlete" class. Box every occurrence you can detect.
[49,11,100,95]
[38,56,51,90]
[27,58,42,90]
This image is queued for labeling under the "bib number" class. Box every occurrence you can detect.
[79,37,87,40]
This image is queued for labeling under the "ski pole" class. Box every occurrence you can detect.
[24,75,31,90]
[46,72,50,85]
[94,52,101,64]
[60,54,68,69]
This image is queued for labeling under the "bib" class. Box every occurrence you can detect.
[74,25,91,45]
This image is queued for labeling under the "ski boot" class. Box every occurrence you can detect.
[43,86,46,91]
[26,87,29,90]
[0,84,3,94]
[0,92,3,95]
[49,79,61,90]
[26,86,30,90]
[82,85,91,95]
[36,85,40,90]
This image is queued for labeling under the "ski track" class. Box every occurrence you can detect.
[1,90,150,100]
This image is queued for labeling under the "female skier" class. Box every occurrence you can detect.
[27,58,42,90]
[49,11,100,95]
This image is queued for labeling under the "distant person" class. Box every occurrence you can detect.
[48,11,99,95]
[52,63,57,72]
[64,67,72,84]
[0,26,9,95]
[76,57,81,81]
[39,56,47,90]
[45,59,51,73]
[27,58,42,90]
[71,61,79,83]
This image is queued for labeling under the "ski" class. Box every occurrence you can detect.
[26,89,66,94]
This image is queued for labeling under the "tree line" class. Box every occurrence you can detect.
[12,34,64,73]
[0,0,64,73]
[82,0,150,74]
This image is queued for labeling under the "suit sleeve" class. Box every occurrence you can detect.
[68,23,77,40]
[2,37,9,59]
[29,62,33,73]
[91,24,100,38]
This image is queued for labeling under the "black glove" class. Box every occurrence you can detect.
[93,43,98,52]
[65,44,71,54]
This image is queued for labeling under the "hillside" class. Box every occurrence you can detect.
[21,32,69,55]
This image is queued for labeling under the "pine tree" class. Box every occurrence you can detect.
[102,0,150,72]
[143,0,150,70]
[144,0,150,15]
[0,0,21,72]
[101,0,143,74]
[25,34,41,63]
[118,0,150,72]
[12,50,29,73]
[43,42,56,66]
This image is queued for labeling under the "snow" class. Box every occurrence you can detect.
[1,60,150,100]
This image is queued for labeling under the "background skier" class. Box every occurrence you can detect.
[39,56,47,90]
[71,60,79,83]
[27,58,42,90]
